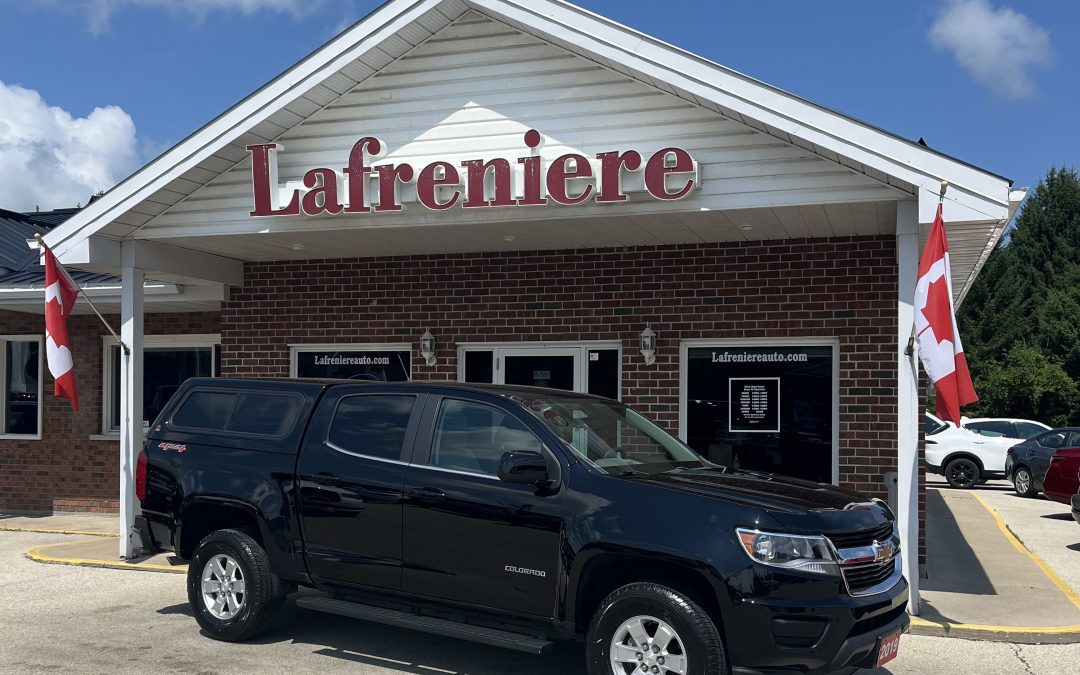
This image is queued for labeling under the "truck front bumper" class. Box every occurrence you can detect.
[726,576,910,675]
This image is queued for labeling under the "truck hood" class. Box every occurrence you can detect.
[630,467,893,534]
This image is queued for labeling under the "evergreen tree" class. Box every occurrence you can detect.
[957,167,1080,423]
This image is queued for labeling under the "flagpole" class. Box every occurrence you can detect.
[903,181,949,357]
[34,234,130,355]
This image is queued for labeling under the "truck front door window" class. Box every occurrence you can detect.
[430,399,541,476]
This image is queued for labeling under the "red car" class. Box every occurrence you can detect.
[1042,447,1080,506]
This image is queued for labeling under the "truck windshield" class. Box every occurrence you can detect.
[515,395,706,475]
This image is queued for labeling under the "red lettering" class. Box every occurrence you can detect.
[343,137,382,213]
[247,144,299,216]
[518,130,546,206]
[462,158,514,208]
[374,163,415,212]
[644,147,696,200]
[417,161,461,210]
[301,168,343,215]
[595,150,642,203]
[546,154,594,206]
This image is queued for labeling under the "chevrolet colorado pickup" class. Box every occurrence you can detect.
[137,378,908,675]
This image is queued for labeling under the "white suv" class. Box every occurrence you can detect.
[924,413,1047,488]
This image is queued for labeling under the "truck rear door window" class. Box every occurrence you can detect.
[328,395,416,461]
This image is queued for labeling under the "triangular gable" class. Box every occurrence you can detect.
[45,0,1016,260]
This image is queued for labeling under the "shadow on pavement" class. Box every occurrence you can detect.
[922,489,994,597]
[1040,512,1075,521]
[162,597,586,674]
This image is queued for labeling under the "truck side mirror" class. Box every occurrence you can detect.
[498,451,549,485]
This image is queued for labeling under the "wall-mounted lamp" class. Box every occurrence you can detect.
[420,329,437,367]
[639,325,657,366]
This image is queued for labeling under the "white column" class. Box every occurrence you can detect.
[896,199,921,614]
[119,247,144,559]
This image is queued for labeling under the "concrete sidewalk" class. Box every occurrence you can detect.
[2,511,184,573]
[914,487,1080,643]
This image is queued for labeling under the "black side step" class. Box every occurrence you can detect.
[295,596,554,654]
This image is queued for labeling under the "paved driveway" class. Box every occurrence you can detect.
[2,531,1079,674]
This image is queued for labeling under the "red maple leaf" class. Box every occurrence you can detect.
[922,276,954,344]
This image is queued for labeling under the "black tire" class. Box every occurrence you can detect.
[1012,466,1038,498]
[585,582,726,675]
[944,457,980,489]
[187,529,284,642]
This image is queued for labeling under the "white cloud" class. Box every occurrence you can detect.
[0,82,139,211]
[929,0,1052,99]
[31,0,327,33]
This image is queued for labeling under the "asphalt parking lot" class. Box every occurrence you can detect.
[2,531,1079,674]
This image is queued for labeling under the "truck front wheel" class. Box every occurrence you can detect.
[585,582,727,675]
[187,529,284,641]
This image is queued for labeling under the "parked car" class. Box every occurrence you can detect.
[961,418,1050,442]
[1005,428,1080,498]
[137,378,909,675]
[924,412,1008,488]
[1042,448,1080,506]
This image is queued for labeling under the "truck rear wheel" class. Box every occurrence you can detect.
[187,529,284,642]
[585,582,726,675]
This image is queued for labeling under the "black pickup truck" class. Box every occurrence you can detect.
[137,378,908,675]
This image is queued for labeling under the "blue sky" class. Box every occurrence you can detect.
[0,0,1076,211]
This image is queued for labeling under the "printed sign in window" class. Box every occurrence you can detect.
[296,350,411,382]
[729,377,780,433]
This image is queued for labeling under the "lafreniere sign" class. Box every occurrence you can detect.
[246,129,699,217]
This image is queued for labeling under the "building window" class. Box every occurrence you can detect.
[681,340,838,485]
[103,335,220,434]
[291,344,412,382]
[1,336,43,438]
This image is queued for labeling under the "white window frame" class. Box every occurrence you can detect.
[100,334,220,436]
[289,343,413,378]
[0,334,45,440]
[456,340,622,399]
[679,337,841,485]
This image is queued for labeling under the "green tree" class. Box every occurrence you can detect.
[958,167,1080,423]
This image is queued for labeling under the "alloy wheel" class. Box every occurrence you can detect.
[201,553,246,620]
[1015,469,1031,495]
[609,615,687,675]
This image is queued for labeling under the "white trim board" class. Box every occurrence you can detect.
[43,0,1017,265]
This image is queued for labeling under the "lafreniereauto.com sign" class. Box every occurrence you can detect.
[246,129,699,217]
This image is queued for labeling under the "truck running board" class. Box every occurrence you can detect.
[295,596,555,655]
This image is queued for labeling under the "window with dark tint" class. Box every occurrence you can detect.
[924,414,948,436]
[1067,431,1080,448]
[328,395,416,460]
[1037,431,1068,449]
[587,349,619,400]
[228,393,302,436]
[464,351,494,384]
[173,391,236,430]
[111,345,215,431]
[1015,422,1048,439]
[966,421,1013,438]
[430,399,541,476]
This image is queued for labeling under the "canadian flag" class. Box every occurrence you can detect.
[43,244,79,411]
[915,203,976,424]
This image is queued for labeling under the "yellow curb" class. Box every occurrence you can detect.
[910,617,1080,635]
[26,541,187,574]
[970,492,1080,612]
[0,526,118,538]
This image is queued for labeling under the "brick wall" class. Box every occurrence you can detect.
[222,236,902,500]
[0,311,219,513]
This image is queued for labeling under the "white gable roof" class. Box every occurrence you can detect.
[44,0,1019,286]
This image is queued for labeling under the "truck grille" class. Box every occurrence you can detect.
[842,560,898,594]
[827,522,900,596]
[826,522,894,550]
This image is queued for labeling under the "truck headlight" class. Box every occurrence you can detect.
[736,529,840,576]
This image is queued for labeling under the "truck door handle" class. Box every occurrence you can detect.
[411,487,446,503]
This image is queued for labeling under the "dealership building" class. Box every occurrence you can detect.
[2,0,1022,609]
